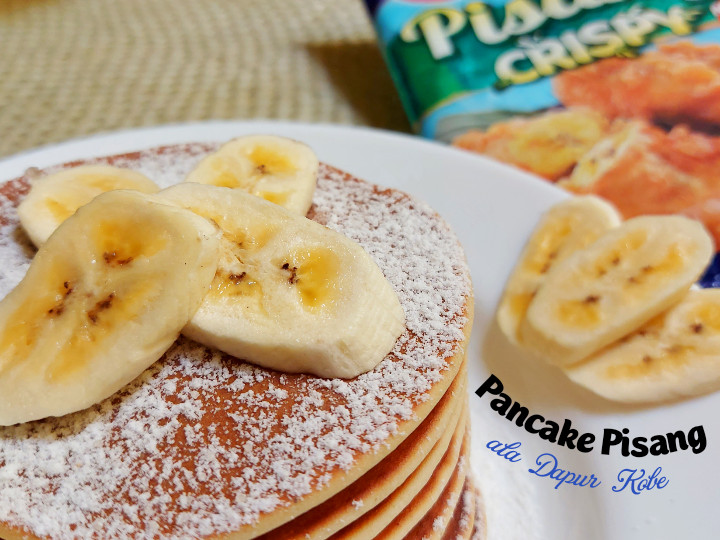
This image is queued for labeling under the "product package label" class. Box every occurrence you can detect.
[367,0,720,285]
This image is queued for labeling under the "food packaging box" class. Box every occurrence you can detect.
[366,0,720,285]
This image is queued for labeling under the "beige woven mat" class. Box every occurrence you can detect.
[0,0,410,158]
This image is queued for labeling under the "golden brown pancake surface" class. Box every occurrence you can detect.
[0,143,473,539]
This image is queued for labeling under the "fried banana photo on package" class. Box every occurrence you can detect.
[554,41,720,129]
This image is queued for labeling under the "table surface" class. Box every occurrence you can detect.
[0,0,410,159]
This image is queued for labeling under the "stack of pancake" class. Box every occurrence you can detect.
[0,143,483,539]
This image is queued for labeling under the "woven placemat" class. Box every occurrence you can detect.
[0,0,410,158]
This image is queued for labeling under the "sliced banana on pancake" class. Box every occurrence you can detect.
[565,289,720,403]
[520,215,714,366]
[158,183,405,379]
[184,135,318,215]
[497,196,621,345]
[17,165,159,247]
[0,190,220,425]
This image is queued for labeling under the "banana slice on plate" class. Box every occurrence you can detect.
[520,215,714,366]
[158,183,405,379]
[0,190,220,425]
[497,196,621,345]
[565,290,720,403]
[17,165,159,247]
[184,135,319,215]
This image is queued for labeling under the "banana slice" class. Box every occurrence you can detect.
[497,196,621,345]
[565,290,720,403]
[520,215,714,366]
[17,165,159,247]
[184,135,319,215]
[158,183,405,379]
[0,190,220,425]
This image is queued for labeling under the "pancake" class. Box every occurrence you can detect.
[258,364,467,540]
[411,478,480,540]
[0,142,478,538]
[374,424,470,540]
[331,399,468,539]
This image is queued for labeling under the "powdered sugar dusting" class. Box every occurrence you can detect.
[0,144,471,539]
[0,185,33,294]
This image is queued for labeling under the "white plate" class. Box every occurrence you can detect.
[1,121,716,539]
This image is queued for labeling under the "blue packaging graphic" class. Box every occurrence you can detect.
[366,0,720,285]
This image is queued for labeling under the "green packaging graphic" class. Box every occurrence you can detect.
[370,0,717,138]
[367,0,720,287]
